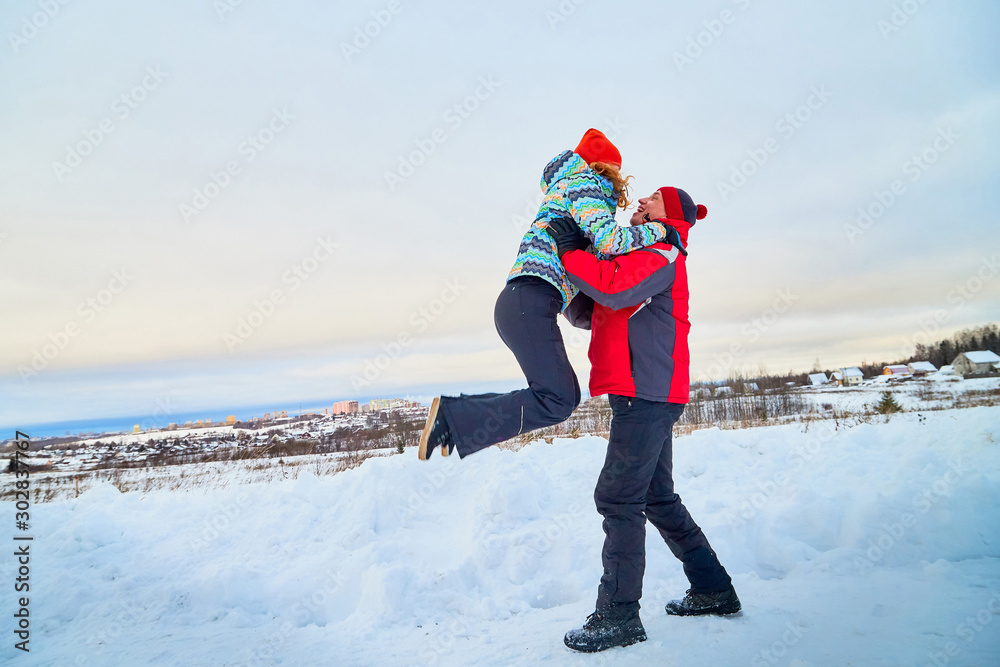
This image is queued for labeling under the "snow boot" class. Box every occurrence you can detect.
[418,397,454,460]
[564,608,647,653]
[665,586,741,616]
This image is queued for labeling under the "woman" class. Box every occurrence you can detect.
[418,128,672,460]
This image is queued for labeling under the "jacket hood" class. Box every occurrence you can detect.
[540,150,616,203]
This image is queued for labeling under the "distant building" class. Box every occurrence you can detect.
[714,386,733,397]
[133,424,141,433]
[689,388,711,400]
[226,415,236,425]
[744,382,760,393]
[840,367,864,386]
[908,361,937,375]
[185,420,193,427]
[205,419,213,426]
[196,420,204,427]
[883,365,911,377]
[829,370,844,386]
[953,350,1000,376]
[332,400,359,415]
[167,423,177,430]
[274,410,288,419]
[264,413,271,421]
[808,373,828,386]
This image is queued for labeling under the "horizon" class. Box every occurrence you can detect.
[10,319,995,439]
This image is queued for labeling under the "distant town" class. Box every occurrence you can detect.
[129,397,424,436]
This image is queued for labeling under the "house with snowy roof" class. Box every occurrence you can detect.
[952,350,1000,376]
[808,372,828,386]
[829,370,845,385]
[907,361,937,375]
[883,364,912,377]
[839,367,864,386]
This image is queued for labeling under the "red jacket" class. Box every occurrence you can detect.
[562,218,691,403]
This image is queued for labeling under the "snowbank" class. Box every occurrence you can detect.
[2,407,999,665]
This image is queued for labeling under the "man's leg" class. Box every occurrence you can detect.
[594,396,677,611]
[644,404,734,595]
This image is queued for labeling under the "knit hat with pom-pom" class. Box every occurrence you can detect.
[658,187,707,225]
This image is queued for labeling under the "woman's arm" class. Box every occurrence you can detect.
[560,175,668,256]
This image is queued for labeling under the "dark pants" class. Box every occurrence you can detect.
[439,276,581,458]
[596,395,731,611]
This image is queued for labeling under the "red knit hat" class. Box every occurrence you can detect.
[574,128,622,168]
[658,187,708,225]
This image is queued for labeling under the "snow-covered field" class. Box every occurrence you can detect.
[796,375,1000,415]
[3,407,999,666]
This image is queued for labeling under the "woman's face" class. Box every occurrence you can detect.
[630,190,666,225]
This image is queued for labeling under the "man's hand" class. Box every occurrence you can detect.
[546,215,590,258]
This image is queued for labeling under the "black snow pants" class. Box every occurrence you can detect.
[439,276,581,458]
[596,395,732,612]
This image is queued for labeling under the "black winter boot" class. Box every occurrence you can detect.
[563,608,647,653]
[665,586,741,616]
[418,397,454,460]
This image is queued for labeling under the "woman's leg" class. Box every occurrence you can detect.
[439,277,581,457]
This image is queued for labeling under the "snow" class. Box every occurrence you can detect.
[909,361,938,373]
[3,407,999,666]
[961,351,1000,364]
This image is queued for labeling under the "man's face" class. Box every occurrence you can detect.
[629,190,667,226]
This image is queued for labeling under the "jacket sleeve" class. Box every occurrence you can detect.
[563,292,594,330]
[559,175,668,256]
[562,244,679,310]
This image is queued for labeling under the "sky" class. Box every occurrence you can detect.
[2,0,999,430]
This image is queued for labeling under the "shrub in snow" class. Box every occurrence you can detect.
[874,392,903,415]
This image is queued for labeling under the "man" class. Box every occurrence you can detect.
[547,187,740,653]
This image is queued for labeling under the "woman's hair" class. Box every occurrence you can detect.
[589,162,633,210]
